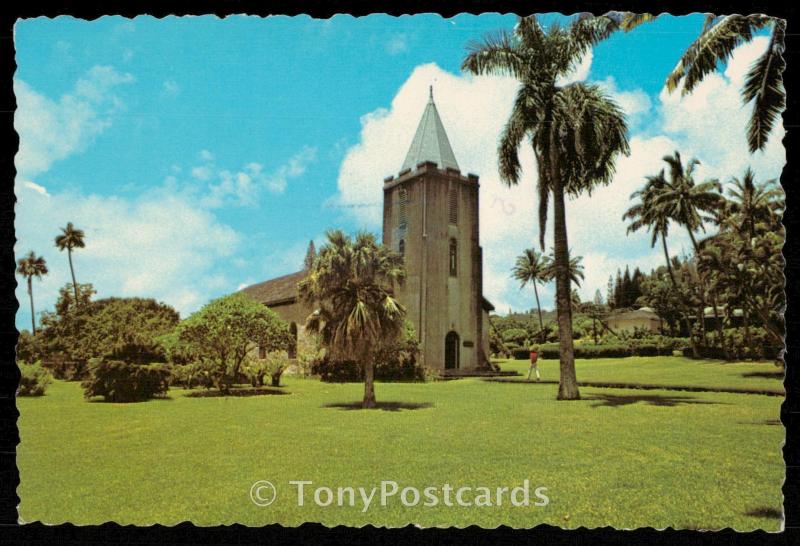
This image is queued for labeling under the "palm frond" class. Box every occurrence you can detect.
[743,19,786,152]
[620,12,657,32]
[462,30,526,78]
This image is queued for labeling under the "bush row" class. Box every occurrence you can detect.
[511,337,691,360]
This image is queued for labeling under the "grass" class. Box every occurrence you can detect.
[498,356,785,392]
[17,357,784,530]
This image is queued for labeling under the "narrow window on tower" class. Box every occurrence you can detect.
[448,185,458,225]
[449,238,457,277]
[398,239,405,258]
[398,188,408,229]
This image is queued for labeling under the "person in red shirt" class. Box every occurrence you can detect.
[527,347,540,381]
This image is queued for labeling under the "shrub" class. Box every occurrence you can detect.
[243,352,291,387]
[82,359,170,402]
[17,331,44,363]
[17,360,53,396]
[682,327,782,361]
[311,336,423,382]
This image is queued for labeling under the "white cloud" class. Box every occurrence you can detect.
[14,65,134,177]
[189,146,316,207]
[386,33,409,55]
[15,184,240,320]
[191,165,213,181]
[161,79,181,98]
[332,37,785,314]
[262,145,317,194]
[22,180,49,196]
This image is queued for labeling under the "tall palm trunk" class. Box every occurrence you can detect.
[661,234,677,286]
[662,233,697,357]
[685,228,708,344]
[533,281,545,343]
[27,276,36,335]
[363,360,376,408]
[67,248,79,305]
[552,179,579,401]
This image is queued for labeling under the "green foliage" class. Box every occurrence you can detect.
[38,288,179,378]
[311,321,422,382]
[16,331,44,363]
[683,328,782,361]
[17,360,53,396]
[500,327,528,345]
[533,336,690,360]
[82,360,170,402]
[176,293,290,391]
[243,352,291,387]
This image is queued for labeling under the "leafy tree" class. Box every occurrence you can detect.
[511,248,551,342]
[463,14,630,400]
[16,251,48,334]
[622,14,785,152]
[299,230,406,408]
[177,293,291,392]
[38,288,180,377]
[54,222,86,305]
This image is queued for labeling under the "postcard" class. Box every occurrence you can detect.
[14,12,786,531]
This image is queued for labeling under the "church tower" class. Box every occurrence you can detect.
[382,87,491,372]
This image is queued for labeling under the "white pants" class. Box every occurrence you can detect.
[527,365,540,380]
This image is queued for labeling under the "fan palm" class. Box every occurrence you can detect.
[463,15,630,400]
[622,13,785,153]
[511,248,551,342]
[55,222,86,305]
[298,230,406,408]
[17,251,48,335]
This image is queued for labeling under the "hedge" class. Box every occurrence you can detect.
[511,339,689,360]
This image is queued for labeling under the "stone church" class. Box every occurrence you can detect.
[242,88,494,372]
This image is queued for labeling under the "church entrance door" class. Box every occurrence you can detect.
[445,331,459,369]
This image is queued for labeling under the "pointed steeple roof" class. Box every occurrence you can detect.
[401,86,460,172]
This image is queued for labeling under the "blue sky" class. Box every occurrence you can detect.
[14,14,785,328]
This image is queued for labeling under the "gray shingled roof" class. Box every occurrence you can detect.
[401,87,460,172]
[240,270,306,306]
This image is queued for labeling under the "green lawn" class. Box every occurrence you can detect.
[17,357,784,530]
[499,356,785,392]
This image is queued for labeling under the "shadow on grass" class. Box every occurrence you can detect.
[745,506,783,520]
[741,370,784,379]
[87,395,174,403]
[739,419,783,426]
[585,393,720,408]
[324,401,433,412]
[184,387,288,398]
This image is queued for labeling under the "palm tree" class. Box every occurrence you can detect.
[16,251,48,335]
[55,222,86,305]
[654,151,723,344]
[622,14,785,153]
[463,15,630,400]
[511,248,551,342]
[655,151,723,253]
[623,169,678,285]
[543,248,585,288]
[298,230,406,408]
[726,168,784,240]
